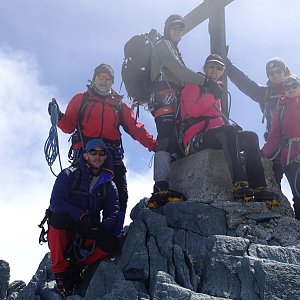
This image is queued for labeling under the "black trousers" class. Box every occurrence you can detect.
[194,125,266,188]
[284,162,300,220]
[112,162,128,212]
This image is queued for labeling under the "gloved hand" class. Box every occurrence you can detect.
[204,78,223,99]
[80,214,104,240]
[48,98,63,119]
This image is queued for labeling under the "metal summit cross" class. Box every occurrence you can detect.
[183,0,234,119]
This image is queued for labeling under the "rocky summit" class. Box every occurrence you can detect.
[1,149,300,299]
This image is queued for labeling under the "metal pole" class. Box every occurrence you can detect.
[207,0,229,119]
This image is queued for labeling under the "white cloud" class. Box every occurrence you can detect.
[0,47,68,283]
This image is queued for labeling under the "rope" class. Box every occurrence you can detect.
[44,101,63,176]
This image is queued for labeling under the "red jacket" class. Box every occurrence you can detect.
[180,83,224,147]
[57,87,156,151]
[261,95,300,164]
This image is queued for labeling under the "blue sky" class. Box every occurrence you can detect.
[0,0,299,283]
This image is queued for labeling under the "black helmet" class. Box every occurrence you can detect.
[164,14,185,37]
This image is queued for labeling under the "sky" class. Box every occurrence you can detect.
[0,0,299,284]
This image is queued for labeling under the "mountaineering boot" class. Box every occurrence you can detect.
[147,189,186,209]
[253,187,280,207]
[54,271,75,297]
[232,181,254,202]
[69,264,83,290]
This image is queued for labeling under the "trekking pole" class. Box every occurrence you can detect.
[44,98,63,176]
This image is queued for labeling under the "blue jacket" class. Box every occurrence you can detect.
[227,59,284,136]
[50,156,119,233]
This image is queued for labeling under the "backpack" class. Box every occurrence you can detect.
[121,29,162,105]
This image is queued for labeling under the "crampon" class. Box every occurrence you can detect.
[147,189,186,209]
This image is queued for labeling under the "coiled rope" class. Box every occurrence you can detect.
[44,99,63,176]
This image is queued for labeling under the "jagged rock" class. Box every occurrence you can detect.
[0,260,10,300]
[5,149,300,299]
[152,271,230,300]
[15,253,53,300]
[163,201,227,237]
[83,261,124,300]
[170,150,293,216]
[118,209,199,298]
[170,150,232,203]
[240,256,300,299]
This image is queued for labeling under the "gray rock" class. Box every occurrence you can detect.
[0,260,10,300]
[163,201,227,237]
[83,261,126,300]
[152,271,230,300]
[170,150,233,202]
[255,260,300,299]
[248,244,300,265]
[7,281,26,297]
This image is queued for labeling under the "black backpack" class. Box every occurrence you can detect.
[121,29,162,105]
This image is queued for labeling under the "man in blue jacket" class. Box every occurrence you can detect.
[47,138,119,296]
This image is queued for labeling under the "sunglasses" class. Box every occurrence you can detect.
[170,25,184,32]
[88,149,107,156]
[95,74,112,81]
[206,63,224,71]
[268,69,283,76]
[284,83,300,91]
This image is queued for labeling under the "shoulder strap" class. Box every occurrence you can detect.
[77,92,90,147]
[277,104,285,137]
[70,167,81,193]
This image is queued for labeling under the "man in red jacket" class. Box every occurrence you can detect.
[180,54,278,205]
[48,64,156,235]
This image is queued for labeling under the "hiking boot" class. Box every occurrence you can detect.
[147,189,186,209]
[233,181,254,202]
[54,271,75,297]
[254,187,280,207]
[69,264,83,290]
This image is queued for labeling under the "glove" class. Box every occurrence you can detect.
[204,78,223,99]
[80,214,104,240]
[48,98,63,119]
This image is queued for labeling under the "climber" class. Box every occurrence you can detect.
[48,64,157,235]
[47,138,120,296]
[147,14,221,208]
[226,56,293,187]
[180,54,279,205]
[262,75,300,220]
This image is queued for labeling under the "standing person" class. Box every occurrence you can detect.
[262,76,300,220]
[47,138,120,296]
[180,54,278,204]
[226,57,292,186]
[148,14,222,204]
[48,64,156,234]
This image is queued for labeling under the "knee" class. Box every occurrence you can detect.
[48,212,72,230]
[241,131,259,147]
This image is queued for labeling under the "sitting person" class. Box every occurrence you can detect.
[262,76,300,220]
[180,54,278,204]
[47,138,119,296]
